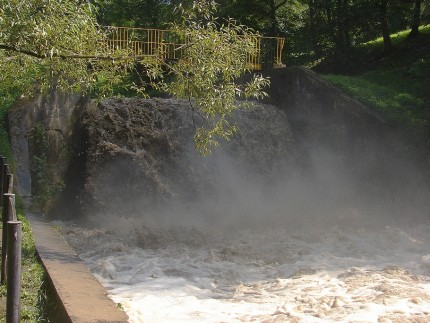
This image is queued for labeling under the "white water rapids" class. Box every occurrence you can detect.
[58,99,430,322]
[59,216,430,323]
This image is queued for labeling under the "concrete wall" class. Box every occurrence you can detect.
[252,67,388,159]
[251,67,430,219]
[7,90,90,197]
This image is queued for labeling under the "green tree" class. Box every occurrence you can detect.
[217,0,291,36]
[94,0,183,27]
[0,0,132,98]
[408,0,423,38]
[0,0,269,154]
[140,1,270,154]
[301,0,417,65]
[380,0,393,52]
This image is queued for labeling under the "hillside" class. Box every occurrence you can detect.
[313,25,430,136]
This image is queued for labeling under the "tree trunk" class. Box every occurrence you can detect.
[269,0,277,36]
[408,0,422,39]
[325,0,332,25]
[334,0,350,62]
[342,0,350,48]
[379,0,393,53]
[308,0,322,57]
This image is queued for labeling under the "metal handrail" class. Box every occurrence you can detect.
[103,26,285,70]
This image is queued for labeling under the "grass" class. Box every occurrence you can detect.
[0,98,49,322]
[362,25,430,49]
[321,62,430,127]
[0,202,50,322]
[318,25,430,132]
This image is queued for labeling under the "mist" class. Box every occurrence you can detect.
[57,93,430,322]
[79,97,429,236]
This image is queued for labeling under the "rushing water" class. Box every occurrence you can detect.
[60,99,430,322]
[60,218,430,322]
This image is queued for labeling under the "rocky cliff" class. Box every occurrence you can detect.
[7,67,429,221]
[8,90,90,198]
[75,98,296,220]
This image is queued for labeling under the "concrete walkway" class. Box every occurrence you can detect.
[28,214,128,323]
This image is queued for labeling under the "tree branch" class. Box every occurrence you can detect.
[0,44,44,59]
[275,0,288,10]
[0,44,157,61]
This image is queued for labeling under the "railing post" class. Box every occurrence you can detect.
[0,157,6,206]
[6,173,13,196]
[1,192,15,284]
[5,192,16,221]
[2,164,9,199]
[6,220,22,323]
[277,38,285,66]
[103,26,285,70]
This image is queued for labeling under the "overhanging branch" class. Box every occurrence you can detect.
[0,44,43,59]
[0,44,158,61]
[275,0,288,10]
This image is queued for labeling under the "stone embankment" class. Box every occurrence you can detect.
[28,211,128,322]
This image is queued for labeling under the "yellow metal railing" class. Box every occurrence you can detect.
[104,26,285,70]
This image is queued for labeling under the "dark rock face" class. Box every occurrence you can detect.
[8,67,429,221]
[78,98,296,218]
[8,91,90,197]
[246,67,387,160]
[82,98,198,216]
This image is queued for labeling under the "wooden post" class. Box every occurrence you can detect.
[2,164,9,204]
[6,221,22,323]
[0,157,5,205]
[6,193,16,221]
[1,193,15,284]
[6,173,13,195]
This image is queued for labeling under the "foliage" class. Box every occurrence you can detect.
[1,0,270,155]
[142,1,270,155]
[16,208,50,322]
[323,72,429,127]
[321,25,430,133]
[0,34,49,322]
[94,0,190,27]
[0,96,16,165]
[84,0,430,68]
[216,0,291,36]
[362,24,430,49]
[292,0,428,66]
[0,0,134,97]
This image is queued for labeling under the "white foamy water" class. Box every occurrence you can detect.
[60,216,430,323]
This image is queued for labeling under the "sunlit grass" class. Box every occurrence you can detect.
[362,24,430,49]
[0,205,49,322]
[322,72,430,128]
[320,25,430,131]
